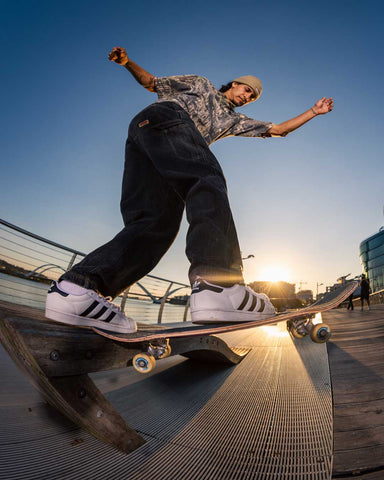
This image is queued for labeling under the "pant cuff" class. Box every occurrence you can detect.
[189,266,244,288]
[59,271,100,293]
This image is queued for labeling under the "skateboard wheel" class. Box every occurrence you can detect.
[133,353,156,373]
[310,323,331,343]
[290,327,306,339]
[158,344,172,359]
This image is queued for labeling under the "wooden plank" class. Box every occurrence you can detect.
[1,316,143,377]
[333,446,384,476]
[324,306,384,477]
[335,471,384,480]
[0,301,248,376]
[0,316,249,377]
[0,314,145,453]
[49,375,146,452]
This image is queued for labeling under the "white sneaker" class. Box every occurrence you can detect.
[190,278,275,324]
[45,281,137,333]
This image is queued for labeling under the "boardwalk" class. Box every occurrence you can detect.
[1,303,383,479]
[324,305,384,479]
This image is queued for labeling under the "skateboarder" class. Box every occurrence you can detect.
[46,46,334,333]
[360,274,371,311]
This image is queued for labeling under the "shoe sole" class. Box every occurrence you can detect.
[191,309,275,324]
[45,308,137,334]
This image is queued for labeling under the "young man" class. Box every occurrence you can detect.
[45,47,334,333]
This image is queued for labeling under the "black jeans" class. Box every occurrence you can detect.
[61,102,244,298]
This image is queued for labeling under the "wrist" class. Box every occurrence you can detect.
[310,107,318,116]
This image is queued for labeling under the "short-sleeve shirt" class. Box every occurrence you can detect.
[155,75,273,146]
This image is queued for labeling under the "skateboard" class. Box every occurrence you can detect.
[93,281,358,374]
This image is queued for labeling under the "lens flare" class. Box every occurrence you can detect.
[260,265,290,282]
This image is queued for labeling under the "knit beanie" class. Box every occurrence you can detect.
[234,75,262,99]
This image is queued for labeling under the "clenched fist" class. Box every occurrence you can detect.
[108,47,129,66]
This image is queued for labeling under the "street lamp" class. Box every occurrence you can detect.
[242,254,255,260]
[316,282,324,297]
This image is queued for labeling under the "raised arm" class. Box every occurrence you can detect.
[268,97,334,137]
[108,47,156,92]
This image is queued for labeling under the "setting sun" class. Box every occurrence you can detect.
[260,265,291,283]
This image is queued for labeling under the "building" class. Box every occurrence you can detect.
[248,281,301,311]
[360,227,384,293]
[249,281,296,299]
[296,290,314,305]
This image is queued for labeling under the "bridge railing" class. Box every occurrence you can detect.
[0,218,191,323]
[351,288,384,307]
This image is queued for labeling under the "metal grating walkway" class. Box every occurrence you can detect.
[1,322,332,479]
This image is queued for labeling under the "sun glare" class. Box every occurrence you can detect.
[260,265,290,283]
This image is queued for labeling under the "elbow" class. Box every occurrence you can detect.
[145,84,156,93]
[144,77,156,93]
[269,124,288,137]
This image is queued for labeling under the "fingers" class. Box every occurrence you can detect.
[108,47,122,61]
[326,98,334,111]
[108,47,120,61]
[108,47,127,64]
[313,97,334,114]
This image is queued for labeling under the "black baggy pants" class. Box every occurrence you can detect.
[61,102,244,297]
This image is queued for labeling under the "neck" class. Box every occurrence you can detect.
[223,90,236,108]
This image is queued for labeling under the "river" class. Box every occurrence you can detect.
[0,273,190,324]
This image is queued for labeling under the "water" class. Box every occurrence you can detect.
[0,272,48,308]
[0,273,190,324]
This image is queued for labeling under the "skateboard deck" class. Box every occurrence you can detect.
[93,281,358,344]
[93,281,358,373]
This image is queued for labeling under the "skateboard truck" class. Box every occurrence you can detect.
[133,339,172,373]
[287,315,331,343]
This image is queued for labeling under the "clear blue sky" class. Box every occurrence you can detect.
[1,0,383,293]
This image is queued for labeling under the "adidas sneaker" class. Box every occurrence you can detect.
[45,281,137,333]
[190,278,275,324]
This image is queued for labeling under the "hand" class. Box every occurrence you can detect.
[108,47,129,66]
[313,97,334,115]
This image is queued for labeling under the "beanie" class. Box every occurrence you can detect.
[234,75,262,100]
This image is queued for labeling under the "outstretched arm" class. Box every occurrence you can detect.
[108,47,156,92]
[268,97,334,137]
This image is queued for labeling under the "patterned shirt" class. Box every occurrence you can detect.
[155,75,273,146]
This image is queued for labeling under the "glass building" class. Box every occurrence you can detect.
[359,228,384,292]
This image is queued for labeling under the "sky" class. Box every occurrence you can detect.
[1,0,383,294]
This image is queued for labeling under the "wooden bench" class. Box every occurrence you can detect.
[0,300,248,453]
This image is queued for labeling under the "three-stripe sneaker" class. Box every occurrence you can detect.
[190,278,275,324]
[45,281,137,333]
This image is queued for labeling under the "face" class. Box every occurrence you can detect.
[225,82,256,106]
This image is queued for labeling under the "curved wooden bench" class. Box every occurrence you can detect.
[0,300,249,453]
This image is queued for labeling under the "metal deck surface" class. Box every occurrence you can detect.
[1,322,333,479]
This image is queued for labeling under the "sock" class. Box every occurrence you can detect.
[59,280,88,295]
